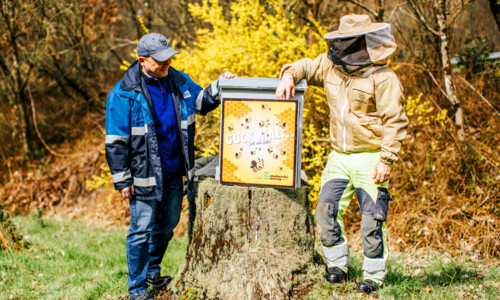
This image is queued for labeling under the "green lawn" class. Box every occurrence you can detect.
[0,217,187,300]
[304,254,499,299]
[1,217,498,299]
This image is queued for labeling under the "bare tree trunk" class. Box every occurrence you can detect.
[489,0,500,30]
[169,178,323,299]
[1,0,45,154]
[125,0,145,39]
[433,0,465,141]
[14,97,32,154]
[407,0,467,141]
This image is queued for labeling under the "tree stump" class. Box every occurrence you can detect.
[0,204,28,252]
[169,178,323,299]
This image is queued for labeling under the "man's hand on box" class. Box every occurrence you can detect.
[221,71,236,79]
[275,72,295,99]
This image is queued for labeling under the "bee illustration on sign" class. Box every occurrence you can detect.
[250,158,264,172]
[220,98,300,188]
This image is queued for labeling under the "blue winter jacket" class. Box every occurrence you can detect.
[105,60,221,201]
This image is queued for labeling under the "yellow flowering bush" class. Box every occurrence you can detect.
[386,59,400,71]
[86,130,118,199]
[120,49,138,71]
[402,91,452,156]
[435,109,449,125]
[405,92,450,127]
[172,0,329,206]
[137,15,149,34]
[86,164,113,191]
[174,0,326,85]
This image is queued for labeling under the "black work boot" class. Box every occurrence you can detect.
[132,293,153,300]
[146,274,172,290]
[357,279,380,294]
[326,267,347,283]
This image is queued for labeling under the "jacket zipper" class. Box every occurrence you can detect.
[340,77,352,152]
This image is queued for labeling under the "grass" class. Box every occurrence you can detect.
[0,216,188,300]
[1,217,498,299]
[302,254,499,299]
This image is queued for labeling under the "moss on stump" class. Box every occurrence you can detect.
[169,178,323,299]
[0,204,28,251]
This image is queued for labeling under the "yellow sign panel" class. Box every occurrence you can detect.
[220,99,298,188]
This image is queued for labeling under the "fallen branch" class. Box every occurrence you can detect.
[458,76,500,118]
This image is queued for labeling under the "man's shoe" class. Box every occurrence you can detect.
[146,274,172,290]
[358,279,380,294]
[326,267,347,283]
[132,293,153,300]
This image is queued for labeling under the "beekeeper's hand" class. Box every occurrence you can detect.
[275,72,295,99]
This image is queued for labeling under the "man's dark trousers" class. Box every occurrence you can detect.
[126,176,183,298]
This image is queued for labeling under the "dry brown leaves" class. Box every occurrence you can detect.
[0,134,131,228]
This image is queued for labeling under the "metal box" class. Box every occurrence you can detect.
[217,77,307,189]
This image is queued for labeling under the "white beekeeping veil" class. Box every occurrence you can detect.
[324,14,397,71]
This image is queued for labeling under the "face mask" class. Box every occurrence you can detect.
[327,35,372,73]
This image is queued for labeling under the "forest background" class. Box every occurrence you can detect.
[0,0,498,264]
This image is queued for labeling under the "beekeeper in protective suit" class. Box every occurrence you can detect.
[276,14,408,294]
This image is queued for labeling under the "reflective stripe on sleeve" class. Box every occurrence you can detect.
[105,135,129,144]
[210,80,219,96]
[196,91,204,111]
[112,170,132,183]
[133,176,157,187]
[131,126,145,136]
[181,114,196,130]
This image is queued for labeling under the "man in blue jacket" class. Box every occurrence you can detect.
[105,33,235,300]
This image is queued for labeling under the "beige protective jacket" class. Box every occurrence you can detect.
[281,53,408,165]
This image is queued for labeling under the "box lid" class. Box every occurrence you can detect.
[219,77,307,91]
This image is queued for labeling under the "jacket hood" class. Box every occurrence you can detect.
[120,60,142,92]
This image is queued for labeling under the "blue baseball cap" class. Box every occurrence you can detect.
[136,33,178,62]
